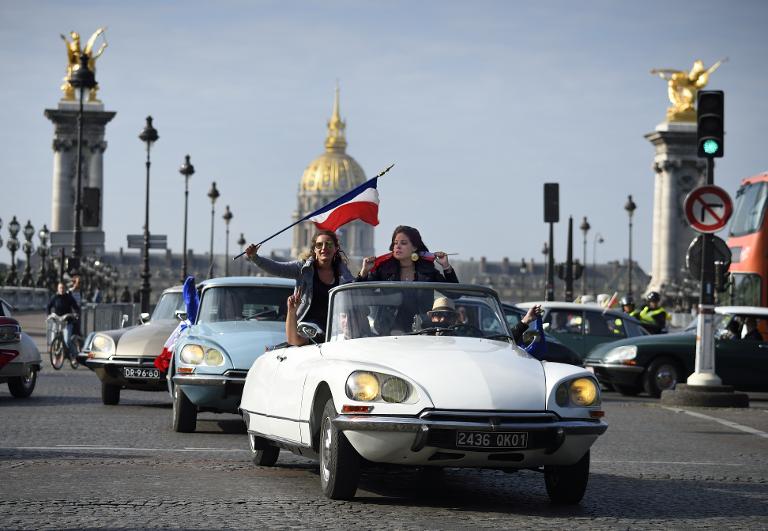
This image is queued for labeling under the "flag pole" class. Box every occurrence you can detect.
[232,163,394,261]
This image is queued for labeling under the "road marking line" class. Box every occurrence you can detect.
[662,406,768,439]
[3,446,249,453]
[594,460,743,466]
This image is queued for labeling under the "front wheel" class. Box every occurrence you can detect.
[319,398,360,500]
[644,357,681,398]
[172,386,197,433]
[544,450,590,504]
[49,336,65,370]
[8,367,38,398]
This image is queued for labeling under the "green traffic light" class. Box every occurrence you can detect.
[703,139,719,155]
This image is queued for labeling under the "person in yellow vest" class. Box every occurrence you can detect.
[638,291,670,334]
[620,295,642,319]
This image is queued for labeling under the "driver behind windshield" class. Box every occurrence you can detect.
[427,297,460,329]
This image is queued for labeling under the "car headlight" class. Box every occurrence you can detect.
[555,377,600,407]
[180,344,204,365]
[604,345,637,364]
[204,348,224,366]
[346,372,379,401]
[90,334,115,358]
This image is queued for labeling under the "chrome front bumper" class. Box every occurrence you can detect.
[171,373,246,387]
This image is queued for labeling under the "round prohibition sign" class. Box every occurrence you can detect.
[684,185,733,233]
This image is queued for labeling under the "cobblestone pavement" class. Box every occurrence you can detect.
[1,315,767,528]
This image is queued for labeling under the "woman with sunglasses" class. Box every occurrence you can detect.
[245,230,354,339]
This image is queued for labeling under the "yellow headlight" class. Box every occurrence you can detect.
[569,378,598,407]
[346,372,380,402]
[91,334,115,355]
[180,344,204,365]
[204,348,224,366]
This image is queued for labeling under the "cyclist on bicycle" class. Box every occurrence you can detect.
[47,282,80,354]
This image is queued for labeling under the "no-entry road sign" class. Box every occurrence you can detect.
[683,185,733,233]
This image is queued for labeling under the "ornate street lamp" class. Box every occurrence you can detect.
[138,116,159,314]
[592,233,604,296]
[237,233,246,276]
[222,205,233,276]
[579,216,590,296]
[178,155,195,280]
[68,53,97,275]
[37,224,50,288]
[6,216,21,286]
[624,195,637,298]
[207,181,220,278]
[20,220,35,286]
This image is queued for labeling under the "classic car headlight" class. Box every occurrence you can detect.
[555,377,600,407]
[204,348,224,366]
[346,372,379,401]
[90,334,115,357]
[180,344,204,365]
[0,323,21,344]
[381,377,409,403]
[604,345,637,364]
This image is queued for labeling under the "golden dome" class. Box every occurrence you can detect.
[300,86,367,193]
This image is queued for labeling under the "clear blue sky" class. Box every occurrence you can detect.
[0,0,766,272]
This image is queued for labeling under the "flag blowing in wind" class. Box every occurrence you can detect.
[307,177,380,232]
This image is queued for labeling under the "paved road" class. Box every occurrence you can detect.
[1,314,767,529]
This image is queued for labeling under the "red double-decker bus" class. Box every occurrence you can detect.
[727,172,768,306]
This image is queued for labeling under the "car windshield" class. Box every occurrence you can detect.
[328,283,508,341]
[198,285,294,323]
[151,291,185,320]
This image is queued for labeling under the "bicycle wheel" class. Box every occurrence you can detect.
[49,336,65,370]
[69,336,82,369]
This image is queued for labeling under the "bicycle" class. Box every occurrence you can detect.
[47,313,82,370]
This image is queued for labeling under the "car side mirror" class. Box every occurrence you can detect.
[522,330,541,346]
[139,312,151,325]
[297,322,324,343]
[174,310,187,322]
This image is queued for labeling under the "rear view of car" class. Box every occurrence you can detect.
[0,299,42,398]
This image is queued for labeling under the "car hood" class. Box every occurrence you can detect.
[585,331,695,361]
[322,336,547,410]
[115,320,179,359]
[185,321,286,369]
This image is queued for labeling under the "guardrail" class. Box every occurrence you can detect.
[0,287,49,310]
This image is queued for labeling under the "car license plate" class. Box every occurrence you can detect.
[456,431,528,449]
[123,367,161,379]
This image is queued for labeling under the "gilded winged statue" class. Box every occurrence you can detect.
[651,58,727,122]
[60,27,108,102]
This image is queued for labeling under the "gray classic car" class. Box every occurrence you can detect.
[79,285,184,405]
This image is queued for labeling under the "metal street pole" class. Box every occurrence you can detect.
[222,205,233,276]
[6,217,20,286]
[564,216,574,302]
[178,155,195,281]
[624,195,636,297]
[139,116,159,314]
[579,216,590,296]
[237,233,246,276]
[20,220,35,287]
[545,223,555,301]
[207,181,220,278]
[592,233,603,296]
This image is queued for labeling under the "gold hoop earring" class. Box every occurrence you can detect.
[411,252,419,262]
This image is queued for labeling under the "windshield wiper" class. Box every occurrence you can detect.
[406,326,455,336]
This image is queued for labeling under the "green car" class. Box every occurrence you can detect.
[517,302,649,359]
[584,306,768,397]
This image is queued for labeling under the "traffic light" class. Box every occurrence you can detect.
[697,90,724,158]
[544,183,559,223]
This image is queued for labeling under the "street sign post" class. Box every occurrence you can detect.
[683,185,733,234]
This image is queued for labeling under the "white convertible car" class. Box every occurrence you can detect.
[240,282,607,504]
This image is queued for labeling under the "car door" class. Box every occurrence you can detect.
[544,309,586,356]
[267,344,322,443]
[715,331,768,391]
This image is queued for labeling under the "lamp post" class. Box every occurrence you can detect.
[237,233,246,276]
[20,220,35,287]
[222,205,233,276]
[579,216,590,296]
[37,224,50,288]
[207,181,220,278]
[541,241,549,299]
[178,155,195,280]
[6,216,20,286]
[138,116,159,314]
[68,53,97,275]
[624,195,637,297]
[592,233,604,296]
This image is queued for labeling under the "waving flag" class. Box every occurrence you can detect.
[308,177,380,232]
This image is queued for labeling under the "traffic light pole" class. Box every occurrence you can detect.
[564,216,574,302]
[545,222,554,301]
[689,157,722,386]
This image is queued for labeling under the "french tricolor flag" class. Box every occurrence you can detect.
[307,177,380,232]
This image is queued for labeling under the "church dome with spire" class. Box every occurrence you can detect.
[291,87,375,261]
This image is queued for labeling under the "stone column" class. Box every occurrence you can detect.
[644,122,707,295]
[44,101,115,256]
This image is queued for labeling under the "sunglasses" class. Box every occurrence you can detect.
[314,241,336,250]
[428,310,456,319]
